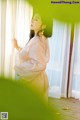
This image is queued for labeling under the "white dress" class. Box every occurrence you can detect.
[14,35,50,93]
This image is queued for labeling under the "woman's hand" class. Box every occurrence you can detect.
[12,38,18,48]
[12,38,22,51]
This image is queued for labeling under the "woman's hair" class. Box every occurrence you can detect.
[29,30,35,40]
[29,13,53,41]
[29,29,45,40]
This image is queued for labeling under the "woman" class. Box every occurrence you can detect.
[13,14,50,103]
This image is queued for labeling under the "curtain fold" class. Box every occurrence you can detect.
[1,0,6,76]
[0,0,1,74]
[0,0,32,78]
[69,24,80,100]
[46,20,71,98]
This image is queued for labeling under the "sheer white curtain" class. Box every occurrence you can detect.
[0,0,1,74]
[69,24,80,100]
[46,20,71,98]
[0,0,6,76]
[0,0,32,78]
[1,0,72,98]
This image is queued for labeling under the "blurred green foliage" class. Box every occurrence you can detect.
[0,77,61,120]
[27,0,80,23]
[27,0,80,37]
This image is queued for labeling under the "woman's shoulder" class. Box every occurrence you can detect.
[26,36,38,47]
[26,35,48,48]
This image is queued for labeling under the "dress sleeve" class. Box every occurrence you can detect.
[18,45,30,62]
[28,42,46,71]
[14,38,49,77]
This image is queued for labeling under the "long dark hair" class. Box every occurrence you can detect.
[29,30,35,40]
[29,29,45,41]
[28,13,53,42]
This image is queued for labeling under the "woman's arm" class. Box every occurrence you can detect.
[13,38,30,61]
[14,39,47,76]
[12,38,22,51]
[28,42,47,71]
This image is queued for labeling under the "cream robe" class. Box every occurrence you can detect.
[14,35,50,94]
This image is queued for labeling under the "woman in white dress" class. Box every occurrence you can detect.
[13,14,50,103]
